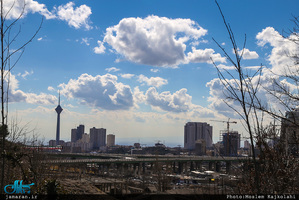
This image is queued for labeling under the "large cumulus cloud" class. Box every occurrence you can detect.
[256,27,298,75]
[3,0,92,30]
[145,87,192,112]
[56,2,92,30]
[59,73,134,110]
[137,75,168,88]
[1,71,57,105]
[95,15,226,67]
[206,26,299,116]
[3,0,54,20]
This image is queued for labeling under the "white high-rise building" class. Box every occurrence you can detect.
[184,122,213,150]
[107,134,115,147]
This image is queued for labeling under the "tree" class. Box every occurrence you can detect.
[0,0,42,192]
[212,0,298,194]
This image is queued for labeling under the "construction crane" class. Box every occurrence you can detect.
[210,119,237,156]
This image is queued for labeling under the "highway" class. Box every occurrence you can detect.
[43,155,250,165]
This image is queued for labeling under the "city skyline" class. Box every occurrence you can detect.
[6,0,298,146]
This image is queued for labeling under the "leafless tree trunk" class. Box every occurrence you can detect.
[0,0,42,193]
[212,1,262,193]
[212,1,299,194]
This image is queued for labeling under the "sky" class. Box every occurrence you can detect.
[3,0,299,147]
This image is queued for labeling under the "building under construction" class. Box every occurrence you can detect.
[221,131,240,156]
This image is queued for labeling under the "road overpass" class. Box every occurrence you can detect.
[43,154,251,175]
[44,155,250,165]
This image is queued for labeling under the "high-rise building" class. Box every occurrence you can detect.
[71,129,77,143]
[71,125,85,143]
[184,122,213,150]
[73,133,91,152]
[107,134,115,147]
[55,92,63,145]
[90,127,106,149]
[244,140,251,149]
[77,125,84,141]
[222,131,240,156]
[195,139,206,155]
[281,109,299,156]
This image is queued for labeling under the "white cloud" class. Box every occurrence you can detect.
[206,78,240,118]
[94,41,106,54]
[81,37,92,46]
[206,66,298,118]
[102,15,208,67]
[47,86,55,92]
[237,48,259,60]
[56,2,92,30]
[256,27,298,75]
[245,66,262,70]
[65,104,76,108]
[187,47,226,63]
[150,69,159,73]
[137,75,168,88]
[190,39,208,47]
[3,0,55,20]
[133,86,146,105]
[37,37,43,41]
[18,92,57,105]
[115,58,123,63]
[145,87,192,112]
[120,73,135,79]
[215,64,262,71]
[59,73,134,110]
[19,70,33,79]
[2,71,57,105]
[3,1,93,30]
[105,67,120,72]
[215,64,235,71]
[190,105,216,118]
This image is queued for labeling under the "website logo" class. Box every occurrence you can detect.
[4,180,34,194]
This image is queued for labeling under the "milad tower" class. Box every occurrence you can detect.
[55,92,63,145]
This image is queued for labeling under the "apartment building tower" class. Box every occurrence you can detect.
[107,134,115,147]
[71,124,85,143]
[184,122,213,150]
[90,127,106,150]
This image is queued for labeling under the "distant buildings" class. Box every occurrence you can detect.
[49,139,64,147]
[195,139,206,156]
[90,127,106,150]
[184,122,213,150]
[244,140,251,149]
[134,143,141,149]
[71,125,85,143]
[222,131,240,156]
[107,134,115,147]
[281,108,299,156]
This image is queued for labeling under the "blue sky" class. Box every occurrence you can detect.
[5,0,299,146]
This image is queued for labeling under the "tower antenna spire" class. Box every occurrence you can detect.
[58,90,61,105]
